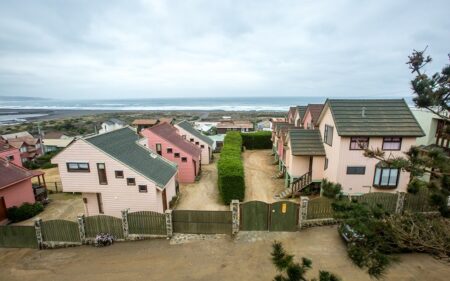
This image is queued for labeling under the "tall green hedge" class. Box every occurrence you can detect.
[218,132,245,204]
[241,131,272,149]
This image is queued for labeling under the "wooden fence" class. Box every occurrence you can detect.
[128,211,166,236]
[354,192,397,213]
[0,225,38,248]
[172,210,232,234]
[41,219,81,243]
[404,190,437,213]
[307,197,334,220]
[84,215,124,239]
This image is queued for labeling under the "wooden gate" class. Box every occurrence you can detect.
[172,210,232,234]
[269,201,299,231]
[240,201,269,231]
[84,215,124,239]
[41,220,81,243]
[128,211,166,235]
[0,225,38,248]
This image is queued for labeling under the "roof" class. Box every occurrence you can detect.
[85,127,177,187]
[44,132,66,139]
[1,131,33,140]
[295,106,308,120]
[7,136,39,148]
[303,104,324,125]
[0,158,34,189]
[276,123,296,135]
[217,121,253,129]
[159,118,173,124]
[0,139,16,153]
[144,122,201,157]
[132,119,159,126]
[288,130,326,156]
[43,138,75,148]
[321,99,425,137]
[176,120,214,146]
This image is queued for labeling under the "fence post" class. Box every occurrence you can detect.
[77,214,86,244]
[299,196,309,229]
[34,218,43,249]
[230,200,240,235]
[395,192,406,214]
[165,209,173,238]
[121,209,130,240]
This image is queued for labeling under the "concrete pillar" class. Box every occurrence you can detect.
[34,218,43,249]
[395,192,406,214]
[299,196,309,229]
[121,209,129,239]
[165,210,173,238]
[230,200,240,235]
[77,214,86,244]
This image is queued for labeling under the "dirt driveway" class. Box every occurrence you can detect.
[243,149,285,202]
[176,158,227,211]
[1,226,449,281]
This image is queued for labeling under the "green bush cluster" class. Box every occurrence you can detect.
[241,131,272,149]
[24,151,58,170]
[217,132,245,204]
[7,202,44,222]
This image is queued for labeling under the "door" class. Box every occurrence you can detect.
[240,201,269,231]
[269,201,299,231]
[0,197,7,222]
[162,189,167,212]
[309,156,313,172]
[193,160,197,176]
[96,193,104,214]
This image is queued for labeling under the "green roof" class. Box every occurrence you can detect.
[85,127,177,187]
[288,129,326,156]
[326,99,425,137]
[176,120,214,146]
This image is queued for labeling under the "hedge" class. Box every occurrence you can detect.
[218,132,245,204]
[241,131,272,149]
[7,202,44,222]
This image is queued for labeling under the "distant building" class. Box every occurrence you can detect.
[42,131,75,153]
[0,139,22,167]
[216,120,254,134]
[208,134,225,152]
[256,120,272,131]
[1,131,43,163]
[411,108,449,150]
[194,121,218,133]
[132,118,174,133]
[99,118,127,134]
[175,120,214,164]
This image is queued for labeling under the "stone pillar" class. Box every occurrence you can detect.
[121,209,130,239]
[34,218,43,249]
[230,200,240,235]
[165,209,173,238]
[395,192,406,214]
[299,196,309,229]
[77,214,86,244]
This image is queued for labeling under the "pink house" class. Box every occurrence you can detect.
[0,140,22,167]
[52,127,178,217]
[301,104,324,129]
[1,131,43,163]
[141,122,201,183]
[175,120,214,165]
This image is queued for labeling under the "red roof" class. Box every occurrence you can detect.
[0,158,34,189]
[144,122,201,157]
[0,140,16,153]
[304,104,324,125]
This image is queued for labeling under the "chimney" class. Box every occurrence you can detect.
[362,107,366,118]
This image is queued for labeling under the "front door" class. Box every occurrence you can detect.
[162,189,167,212]
[269,201,299,231]
[0,197,7,222]
[96,193,104,214]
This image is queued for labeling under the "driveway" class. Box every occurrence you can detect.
[243,149,286,202]
[0,226,448,281]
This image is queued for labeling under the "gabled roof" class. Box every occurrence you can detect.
[144,122,201,157]
[0,139,16,153]
[132,119,158,125]
[288,129,326,156]
[276,123,296,135]
[0,158,34,189]
[176,120,214,146]
[294,106,308,121]
[44,131,66,139]
[318,99,425,137]
[1,131,33,140]
[85,127,177,187]
[303,104,324,125]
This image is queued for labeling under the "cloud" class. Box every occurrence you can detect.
[0,0,449,99]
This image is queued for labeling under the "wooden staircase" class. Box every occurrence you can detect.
[274,171,312,199]
[273,170,284,179]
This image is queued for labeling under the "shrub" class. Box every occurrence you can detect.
[217,132,245,204]
[321,179,343,199]
[241,131,272,149]
[7,202,44,222]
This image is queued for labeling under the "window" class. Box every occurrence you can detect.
[324,158,328,170]
[200,145,205,148]
[156,143,162,155]
[167,148,173,153]
[373,166,399,188]
[195,141,199,145]
[115,171,124,178]
[138,185,148,193]
[382,137,402,150]
[190,138,194,142]
[349,137,369,150]
[67,162,90,172]
[6,155,14,161]
[174,153,180,158]
[324,125,333,146]
[97,163,107,185]
[20,146,27,153]
[181,157,187,162]
[127,178,136,186]
[346,166,366,175]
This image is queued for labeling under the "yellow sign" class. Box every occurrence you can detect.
[282,203,287,214]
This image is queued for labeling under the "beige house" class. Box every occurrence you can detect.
[278,99,425,198]
[52,127,178,217]
[175,120,214,164]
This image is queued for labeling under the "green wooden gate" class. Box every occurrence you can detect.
[269,201,299,231]
[84,215,124,239]
[0,225,38,248]
[240,201,269,231]
[41,220,81,243]
[128,211,166,235]
[172,210,232,234]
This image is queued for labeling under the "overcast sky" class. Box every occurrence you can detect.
[0,0,449,100]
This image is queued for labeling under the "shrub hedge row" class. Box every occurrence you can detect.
[241,131,272,149]
[7,202,44,222]
[217,132,245,204]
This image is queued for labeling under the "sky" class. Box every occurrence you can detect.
[0,0,449,100]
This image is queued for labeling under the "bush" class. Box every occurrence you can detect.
[241,131,272,149]
[217,132,245,204]
[321,179,343,199]
[7,202,44,222]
